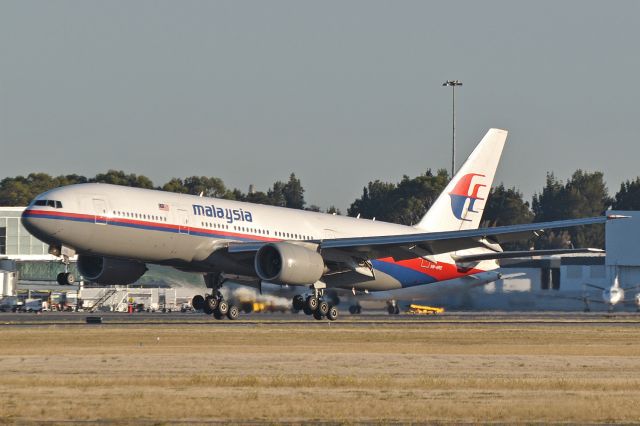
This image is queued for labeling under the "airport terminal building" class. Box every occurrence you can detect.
[0,207,50,258]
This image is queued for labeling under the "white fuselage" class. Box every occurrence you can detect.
[21,183,498,291]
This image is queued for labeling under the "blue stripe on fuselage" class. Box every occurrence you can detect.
[371,259,437,288]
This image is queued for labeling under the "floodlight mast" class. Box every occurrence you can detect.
[442,80,463,178]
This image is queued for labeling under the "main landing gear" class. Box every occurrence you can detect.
[387,300,400,315]
[191,273,240,320]
[292,284,339,321]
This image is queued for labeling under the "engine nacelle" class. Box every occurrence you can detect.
[77,255,148,285]
[254,242,324,285]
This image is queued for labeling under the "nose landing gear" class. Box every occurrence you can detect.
[56,255,75,285]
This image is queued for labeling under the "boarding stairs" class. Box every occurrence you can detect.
[88,288,118,312]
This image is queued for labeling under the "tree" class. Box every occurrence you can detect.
[282,173,305,209]
[0,173,88,206]
[482,184,533,227]
[347,169,449,225]
[267,181,287,207]
[612,178,640,210]
[482,184,534,250]
[91,170,153,188]
[532,171,612,248]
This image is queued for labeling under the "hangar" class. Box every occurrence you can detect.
[462,211,640,311]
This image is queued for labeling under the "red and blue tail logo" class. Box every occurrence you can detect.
[449,173,486,221]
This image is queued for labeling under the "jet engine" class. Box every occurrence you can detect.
[77,255,148,285]
[254,242,324,286]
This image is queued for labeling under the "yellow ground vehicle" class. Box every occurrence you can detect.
[406,304,445,315]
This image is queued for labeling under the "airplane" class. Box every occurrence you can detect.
[582,274,640,312]
[20,128,623,320]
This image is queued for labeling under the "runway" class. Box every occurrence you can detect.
[1,310,640,326]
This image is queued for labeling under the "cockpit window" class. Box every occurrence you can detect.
[33,199,63,208]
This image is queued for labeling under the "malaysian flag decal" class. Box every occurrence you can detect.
[158,203,170,211]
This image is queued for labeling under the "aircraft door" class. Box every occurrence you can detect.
[177,209,189,234]
[93,198,108,225]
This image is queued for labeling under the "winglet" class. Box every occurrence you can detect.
[607,214,631,220]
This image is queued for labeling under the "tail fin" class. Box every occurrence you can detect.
[414,128,508,232]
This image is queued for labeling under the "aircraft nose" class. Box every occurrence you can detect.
[21,207,62,243]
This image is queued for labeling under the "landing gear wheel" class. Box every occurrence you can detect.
[227,305,239,320]
[303,306,313,315]
[306,296,319,312]
[213,311,224,320]
[292,295,304,311]
[318,301,329,316]
[327,306,339,321]
[65,273,75,285]
[205,295,218,312]
[387,304,396,315]
[56,272,66,285]
[216,300,229,316]
[349,305,357,315]
[191,295,205,310]
[394,305,400,315]
[203,303,214,315]
[313,310,324,320]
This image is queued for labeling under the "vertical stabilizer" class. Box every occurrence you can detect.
[414,128,508,232]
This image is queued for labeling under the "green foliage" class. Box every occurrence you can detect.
[0,173,88,206]
[612,178,640,210]
[91,170,153,188]
[482,185,533,227]
[347,169,449,225]
[532,171,612,248]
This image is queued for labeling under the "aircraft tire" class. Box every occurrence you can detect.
[327,306,339,321]
[65,273,76,285]
[227,305,239,320]
[213,311,224,320]
[56,272,66,285]
[349,305,357,314]
[306,296,319,312]
[302,306,313,315]
[205,295,218,312]
[191,295,205,310]
[313,310,324,320]
[318,301,329,316]
[203,304,213,315]
[292,295,304,311]
[394,305,400,315]
[216,300,229,316]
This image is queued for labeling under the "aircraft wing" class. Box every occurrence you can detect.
[318,215,625,260]
[227,215,626,261]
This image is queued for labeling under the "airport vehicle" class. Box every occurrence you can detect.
[21,128,620,321]
[406,304,445,315]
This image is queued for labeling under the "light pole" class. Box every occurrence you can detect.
[442,80,462,178]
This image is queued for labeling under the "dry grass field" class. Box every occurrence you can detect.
[0,322,639,424]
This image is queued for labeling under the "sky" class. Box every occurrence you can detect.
[1,0,640,211]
